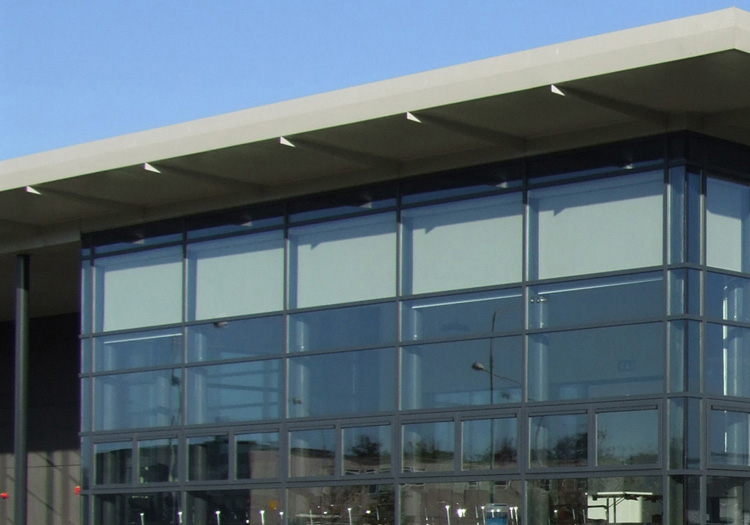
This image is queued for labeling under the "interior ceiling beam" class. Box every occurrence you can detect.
[35,187,145,215]
[405,112,526,152]
[279,137,400,173]
[551,84,668,128]
[150,164,266,195]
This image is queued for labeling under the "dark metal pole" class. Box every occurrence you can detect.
[14,254,29,525]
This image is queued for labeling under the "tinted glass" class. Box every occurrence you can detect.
[187,316,283,362]
[289,428,335,477]
[94,328,182,372]
[597,409,659,466]
[403,421,454,472]
[529,413,587,467]
[95,492,180,525]
[186,489,282,525]
[707,177,750,272]
[707,477,750,525]
[236,432,279,479]
[710,410,750,466]
[707,272,750,323]
[462,418,517,470]
[95,441,132,485]
[186,204,284,239]
[138,438,177,483]
[706,323,750,397]
[187,435,229,481]
[288,485,394,525]
[343,425,391,475]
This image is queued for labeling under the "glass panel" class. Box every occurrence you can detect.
[527,477,663,525]
[687,397,701,469]
[706,323,750,397]
[401,481,522,525]
[187,316,283,362]
[290,302,396,352]
[187,435,229,481]
[529,272,663,329]
[596,409,659,466]
[402,337,522,409]
[462,417,517,470]
[707,477,750,525]
[94,441,132,485]
[186,203,284,239]
[186,230,284,320]
[289,428,335,477]
[687,170,702,264]
[94,492,180,525]
[669,269,701,316]
[186,360,281,424]
[669,475,700,525]
[669,398,685,469]
[186,489,282,525]
[236,432,280,479]
[669,166,686,264]
[401,193,522,295]
[81,377,91,433]
[82,259,92,334]
[528,324,664,402]
[343,425,391,475]
[94,246,183,332]
[138,438,177,483]
[94,369,181,431]
[707,177,750,272]
[401,163,523,204]
[710,409,750,466]
[92,220,182,254]
[289,184,396,222]
[707,272,750,323]
[403,421,454,472]
[529,172,663,280]
[401,289,522,342]
[289,213,397,308]
[93,328,182,372]
[288,485,394,525]
[288,348,395,418]
[529,413,587,468]
[81,338,91,374]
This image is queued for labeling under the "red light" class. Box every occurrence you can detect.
[1,493,8,499]
[74,486,81,496]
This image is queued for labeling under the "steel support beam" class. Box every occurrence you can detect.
[14,254,29,525]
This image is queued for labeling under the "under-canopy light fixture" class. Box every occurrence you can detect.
[279,136,295,147]
[405,112,422,123]
[550,84,566,96]
[143,162,161,173]
[24,186,41,195]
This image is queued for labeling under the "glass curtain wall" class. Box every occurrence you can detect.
[80,134,750,525]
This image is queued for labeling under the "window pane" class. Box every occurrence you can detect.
[95,492,180,525]
[138,438,177,483]
[94,441,132,485]
[529,413,587,468]
[94,369,181,431]
[186,231,284,320]
[94,328,182,372]
[403,421,454,472]
[187,435,228,481]
[290,213,396,308]
[290,302,396,352]
[343,425,391,475]
[288,485,394,525]
[187,316,283,362]
[289,348,395,417]
[402,337,522,409]
[290,428,335,477]
[529,324,664,401]
[710,410,750,466]
[706,323,750,397]
[94,246,183,332]
[707,477,750,525]
[236,432,279,479]
[707,272,750,323]
[707,178,750,272]
[529,272,663,329]
[462,418,517,470]
[186,360,281,424]
[186,489,282,525]
[597,409,659,466]
[401,193,522,294]
[529,172,663,279]
[401,289,522,342]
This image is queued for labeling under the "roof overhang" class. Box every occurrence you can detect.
[4,7,750,319]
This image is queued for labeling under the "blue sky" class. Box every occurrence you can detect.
[2,0,750,160]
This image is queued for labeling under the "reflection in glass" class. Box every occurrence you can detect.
[186,230,284,320]
[95,441,132,485]
[138,438,177,483]
[528,324,663,401]
[707,477,750,525]
[402,289,522,341]
[288,485,394,525]
[705,323,750,397]
[94,492,180,525]
[289,213,397,308]
[707,177,750,272]
[528,272,663,329]
[236,432,279,479]
[187,435,229,481]
[529,172,663,279]
[187,489,282,525]
[707,272,750,323]
[669,269,701,317]
[530,413,587,468]
[94,369,182,431]
[290,428,335,477]
[597,409,659,466]
[402,337,522,409]
[289,348,395,418]
[527,477,662,525]
[290,302,396,352]
[403,421,454,472]
[187,316,283,362]
[94,328,182,372]
[462,418,517,470]
[186,204,284,239]
[401,481,521,525]
[669,476,700,525]
[710,410,750,466]
[401,193,522,295]
[186,360,281,424]
[343,425,391,475]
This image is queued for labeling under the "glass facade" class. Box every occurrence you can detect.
[80,134,750,524]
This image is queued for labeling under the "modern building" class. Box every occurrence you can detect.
[5,8,750,525]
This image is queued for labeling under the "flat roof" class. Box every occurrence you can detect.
[3,7,750,319]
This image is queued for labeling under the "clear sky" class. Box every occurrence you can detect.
[2,0,750,161]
